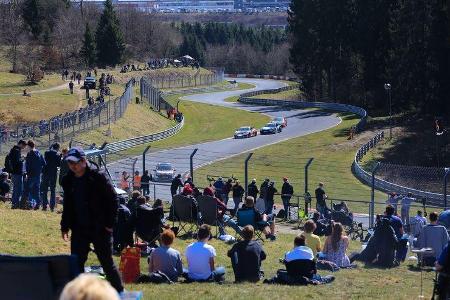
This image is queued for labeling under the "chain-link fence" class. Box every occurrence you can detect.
[141,68,224,90]
[0,79,135,154]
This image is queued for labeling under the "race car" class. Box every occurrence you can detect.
[272,116,287,127]
[234,126,258,139]
[152,162,176,182]
[260,122,282,135]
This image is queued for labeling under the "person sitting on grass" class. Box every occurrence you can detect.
[384,205,408,261]
[59,274,120,300]
[228,225,266,282]
[303,220,322,256]
[184,224,225,282]
[0,172,11,200]
[322,222,351,267]
[148,229,183,282]
[416,211,449,266]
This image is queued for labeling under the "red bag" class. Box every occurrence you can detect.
[119,247,141,283]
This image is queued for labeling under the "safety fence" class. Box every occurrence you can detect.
[0,79,135,154]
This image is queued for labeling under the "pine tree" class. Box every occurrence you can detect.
[22,0,42,39]
[95,0,125,67]
[80,23,96,68]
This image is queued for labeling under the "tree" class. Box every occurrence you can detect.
[1,0,25,73]
[80,23,96,68]
[22,0,42,39]
[95,0,125,67]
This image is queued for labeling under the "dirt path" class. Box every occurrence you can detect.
[0,82,69,96]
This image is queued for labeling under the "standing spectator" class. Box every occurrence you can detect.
[322,222,351,267]
[184,224,225,282]
[133,170,141,191]
[59,148,69,187]
[25,140,46,210]
[76,73,82,85]
[222,178,233,205]
[69,81,74,94]
[416,212,449,266]
[148,229,183,282]
[265,181,277,215]
[281,177,294,220]
[247,178,259,200]
[120,171,130,192]
[228,225,266,282]
[315,182,328,217]
[141,170,151,196]
[386,192,399,214]
[259,178,269,201]
[60,147,123,292]
[410,210,427,238]
[213,177,224,200]
[303,220,322,256]
[6,140,26,209]
[40,143,61,211]
[400,193,415,225]
[170,174,183,197]
[231,180,245,217]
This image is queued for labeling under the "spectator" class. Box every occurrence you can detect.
[59,274,120,300]
[228,225,266,282]
[141,170,151,196]
[148,229,183,282]
[59,148,69,187]
[247,178,259,200]
[435,241,450,299]
[438,210,450,229]
[315,182,328,217]
[303,220,321,256]
[113,196,133,252]
[25,140,46,210]
[384,205,408,261]
[40,143,61,212]
[68,81,74,94]
[311,212,331,236]
[322,222,351,267]
[410,210,427,238]
[386,192,399,214]
[400,193,415,225]
[120,171,130,192]
[202,186,231,236]
[259,178,269,201]
[281,177,294,220]
[60,147,123,292]
[0,172,10,199]
[265,181,277,215]
[133,171,141,191]
[416,212,449,266]
[231,180,245,217]
[170,174,183,197]
[127,190,141,217]
[223,178,233,205]
[184,224,225,282]
[213,177,224,200]
[6,140,27,209]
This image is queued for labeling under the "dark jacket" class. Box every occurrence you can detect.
[8,145,24,175]
[228,240,266,282]
[282,182,293,196]
[25,149,46,177]
[59,158,69,186]
[43,149,61,176]
[60,165,118,232]
[170,177,183,195]
[266,185,277,202]
[247,182,259,199]
[260,181,269,199]
[232,184,245,198]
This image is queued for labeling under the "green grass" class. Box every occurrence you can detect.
[194,113,387,214]
[0,202,435,300]
[251,88,304,100]
[0,72,65,94]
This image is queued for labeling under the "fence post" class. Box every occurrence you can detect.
[304,158,314,215]
[444,168,450,210]
[370,162,381,228]
[131,158,138,189]
[244,153,254,197]
[190,148,198,183]
[141,145,150,174]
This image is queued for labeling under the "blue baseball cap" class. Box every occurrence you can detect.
[65,147,86,162]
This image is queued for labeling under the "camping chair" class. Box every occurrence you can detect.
[255,197,265,214]
[285,259,317,280]
[287,196,300,221]
[236,209,265,242]
[0,254,80,300]
[135,205,163,247]
[197,195,220,237]
[171,194,198,236]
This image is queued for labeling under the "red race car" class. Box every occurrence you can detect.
[272,116,287,127]
[234,126,258,139]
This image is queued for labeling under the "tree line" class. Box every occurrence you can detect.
[288,0,450,117]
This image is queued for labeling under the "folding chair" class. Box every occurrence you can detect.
[236,209,265,242]
[171,194,198,236]
[287,196,300,221]
[135,205,163,247]
[0,254,80,300]
[197,195,220,237]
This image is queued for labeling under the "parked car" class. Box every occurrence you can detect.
[272,116,287,127]
[234,126,258,139]
[152,162,176,182]
[83,77,96,89]
[260,122,282,135]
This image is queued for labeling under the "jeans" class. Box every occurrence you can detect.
[223,215,242,235]
[40,173,57,210]
[281,196,291,218]
[27,175,41,208]
[11,174,23,208]
[401,208,410,225]
[221,194,228,206]
[183,266,225,282]
[232,197,242,216]
[265,199,274,215]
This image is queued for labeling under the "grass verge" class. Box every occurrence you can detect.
[0,202,434,300]
[250,88,304,100]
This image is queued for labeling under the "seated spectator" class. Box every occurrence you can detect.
[311,212,331,236]
[126,190,141,215]
[303,220,322,256]
[416,212,449,266]
[59,273,120,300]
[435,241,450,299]
[184,225,225,282]
[228,225,266,282]
[148,229,183,282]
[181,184,193,197]
[113,197,133,253]
[202,186,230,236]
[350,218,398,268]
[384,205,408,261]
[438,210,450,230]
[0,172,10,200]
[322,222,351,267]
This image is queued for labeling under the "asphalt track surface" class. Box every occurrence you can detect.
[108,78,342,207]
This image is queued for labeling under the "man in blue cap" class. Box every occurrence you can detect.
[60,147,123,292]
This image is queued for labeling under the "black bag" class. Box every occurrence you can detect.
[136,271,174,284]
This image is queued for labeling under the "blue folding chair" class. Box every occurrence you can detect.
[236,209,265,242]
